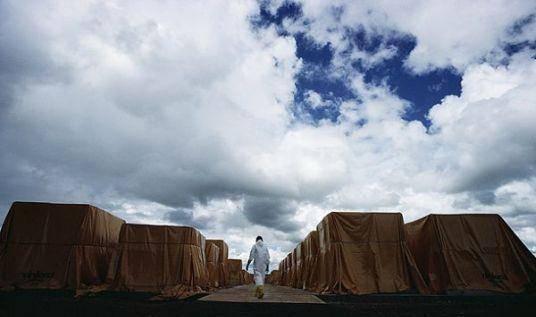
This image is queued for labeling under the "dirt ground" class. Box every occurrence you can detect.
[1,287,534,317]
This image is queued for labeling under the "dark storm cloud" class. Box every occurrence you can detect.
[447,138,536,195]
[458,190,496,207]
[453,163,536,194]
[164,208,210,230]
[0,3,73,114]
[242,196,300,232]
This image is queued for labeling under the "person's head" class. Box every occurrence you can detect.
[256,236,263,242]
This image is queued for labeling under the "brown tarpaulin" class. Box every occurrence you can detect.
[291,243,305,288]
[314,212,428,294]
[277,262,284,285]
[205,242,220,288]
[240,270,253,284]
[284,254,291,286]
[206,239,229,287]
[106,224,208,296]
[266,269,280,285]
[206,239,229,262]
[280,254,288,285]
[302,230,319,290]
[405,214,536,293]
[289,249,297,287]
[0,202,125,290]
[288,252,295,287]
[225,259,243,286]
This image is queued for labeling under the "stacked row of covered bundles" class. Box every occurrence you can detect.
[0,202,248,297]
[275,211,536,295]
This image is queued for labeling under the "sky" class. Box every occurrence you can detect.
[1,0,536,269]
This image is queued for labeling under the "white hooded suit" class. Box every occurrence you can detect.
[248,240,270,286]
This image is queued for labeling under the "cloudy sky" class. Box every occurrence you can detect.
[1,0,536,268]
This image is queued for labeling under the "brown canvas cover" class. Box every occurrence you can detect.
[291,244,305,288]
[206,239,229,263]
[205,242,220,288]
[405,214,536,294]
[273,269,281,285]
[279,260,285,285]
[285,254,292,286]
[205,242,220,263]
[314,212,428,295]
[302,230,319,290]
[0,202,125,290]
[265,272,272,284]
[206,239,229,287]
[240,270,253,284]
[276,262,284,285]
[225,259,243,286]
[107,224,208,296]
[288,252,295,287]
[266,269,280,285]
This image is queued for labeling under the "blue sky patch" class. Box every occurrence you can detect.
[253,2,463,126]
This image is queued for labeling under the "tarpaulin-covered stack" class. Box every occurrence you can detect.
[240,270,253,284]
[281,254,291,286]
[205,242,220,288]
[278,258,284,285]
[302,230,319,290]
[315,212,427,294]
[106,224,208,298]
[289,252,295,287]
[288,249,296,287]
[206,239,229,287]
[266,269,280,285]
[225,259,243,286]
[0,202,124,290]
[405,214,536,294]
[292,243,305,288]
[265,272,272,284]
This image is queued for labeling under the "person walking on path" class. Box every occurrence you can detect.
[246,236,270,299]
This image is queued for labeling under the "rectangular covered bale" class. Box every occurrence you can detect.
[405,214,536,293]
[302,230,319,290]
[266,269,280,285]
[0,202,124,290]
[315,212,428,294]
[205,242,220,288]
[291,243,305,288]
[107,224,208,296]
[282,253,291,286]
[225,259,243,286]
[240,269,253,284]
[206,239,229,287]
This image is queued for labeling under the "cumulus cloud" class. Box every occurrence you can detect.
[284,0,535,73]
[304,90,326,109]
[1,0,535,266]
[428,52,536,192]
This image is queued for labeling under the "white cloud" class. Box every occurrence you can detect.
[304,90,326,109]
[428,52,536,192]
[288,0,536,73]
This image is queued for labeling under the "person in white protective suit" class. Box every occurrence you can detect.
[246,236,270,299]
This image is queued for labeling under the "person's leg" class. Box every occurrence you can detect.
[254,270,263,298]
[258,271,266,299]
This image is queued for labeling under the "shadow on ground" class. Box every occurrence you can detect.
[1,287,534,317]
